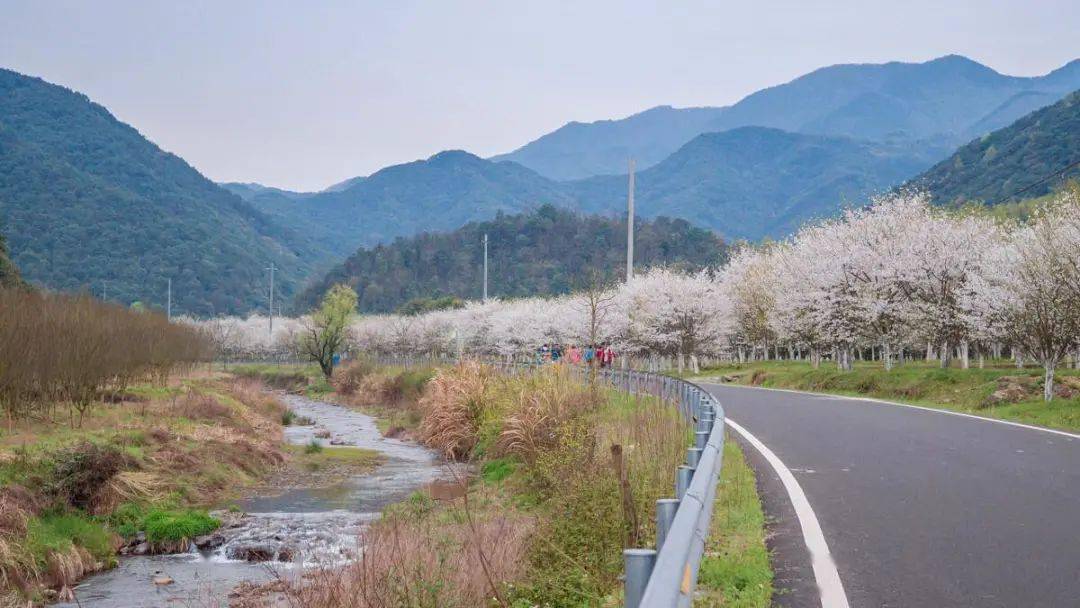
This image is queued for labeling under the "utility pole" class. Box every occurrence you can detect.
[265,262,277,339]
[626,158,635,282]
[482,233,489,302]
[166,278,172,321]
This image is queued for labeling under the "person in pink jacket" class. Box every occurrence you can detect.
[567,344,582,364]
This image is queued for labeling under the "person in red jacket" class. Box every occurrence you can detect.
[595,345,606,368]
[603,344,616,368]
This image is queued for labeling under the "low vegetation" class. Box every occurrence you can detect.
[0,374,290,603]
[254,361,771,608]
[696,360,1080,432]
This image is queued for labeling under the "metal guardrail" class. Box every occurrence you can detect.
[378,355,725,607]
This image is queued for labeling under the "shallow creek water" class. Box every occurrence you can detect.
[58,394,452,608]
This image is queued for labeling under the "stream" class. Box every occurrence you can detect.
[58,394,452,608]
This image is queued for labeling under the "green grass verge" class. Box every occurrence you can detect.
[108,503,220,543]
[24,513,116,568]
[696,440,773,607]
[693,360,1080,433]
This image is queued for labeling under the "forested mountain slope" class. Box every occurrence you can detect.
[0,69,324,315]
[294,204,727,313]
[908,90,1080,204]
[494,55,1080,180]
[246,150,574,256]
[570,127,931,239]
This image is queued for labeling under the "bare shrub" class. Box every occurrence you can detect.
[50,442,132,510]
[0,290,211,427]
[331,359,377,396]
[174,393,233,422]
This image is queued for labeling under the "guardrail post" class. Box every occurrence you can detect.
[687,447,703,468]
[655,498,680,549]
[676,465,694,499]
[623,548,657,608]
[694,430,710,450]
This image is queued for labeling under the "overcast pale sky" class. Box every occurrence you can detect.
[2,1,1077,191]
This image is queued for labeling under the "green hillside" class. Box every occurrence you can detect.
[246,150,574,257]
[294,204,728,313]
[909,90,1080,204]
[0,68,326,315]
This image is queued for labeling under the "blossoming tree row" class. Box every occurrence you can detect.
[190,190,1080,401]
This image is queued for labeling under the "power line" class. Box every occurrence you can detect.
[987,158,1080,206]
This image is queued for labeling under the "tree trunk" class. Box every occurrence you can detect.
[883,342,893,371]
[811,347,820,369]
[1014,350,1024,369]
[926,341,934,362]
[960,341,969,370]
[939,341,950,369]
[1044,363,1056,402]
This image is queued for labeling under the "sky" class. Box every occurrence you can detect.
[2,1,1078,191]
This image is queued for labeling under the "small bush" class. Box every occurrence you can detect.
[50,442,131,510]
[142,508,219,544]
[304,440,323,454]
[282,410,297,425]
[481,458,517,484]
[174,393,232,422]
[418,362,494,460]
[332,359,377,396]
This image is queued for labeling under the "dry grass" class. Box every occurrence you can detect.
[498,366,603,463]
[418,362,495,460]
[288,516,531,608]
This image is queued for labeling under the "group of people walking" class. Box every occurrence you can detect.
[537,343,616,367]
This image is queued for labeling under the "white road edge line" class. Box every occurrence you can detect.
[725,416,850,608]
[710,383,1080,440]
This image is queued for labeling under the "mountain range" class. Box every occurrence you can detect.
[493,55,1080,180]
[2,55,1077,315]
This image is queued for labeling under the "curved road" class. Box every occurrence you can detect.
[700,382,1080,608]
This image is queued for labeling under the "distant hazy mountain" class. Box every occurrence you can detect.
[490,105,728,180]
[495,55,1080,180]
[570,127,932,239]
[907,90,1080,205]
[322,175,366,192]
[0,68,324,315]
[295,204,728,313]
[220,181,312,201]
[246,150,573,256]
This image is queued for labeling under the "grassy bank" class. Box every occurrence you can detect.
[0,372,378,604]
[691,360,1080,433]
[236,360,773,608]
[697,440,773,607]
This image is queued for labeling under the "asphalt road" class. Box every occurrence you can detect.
[699,383,1080,608]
